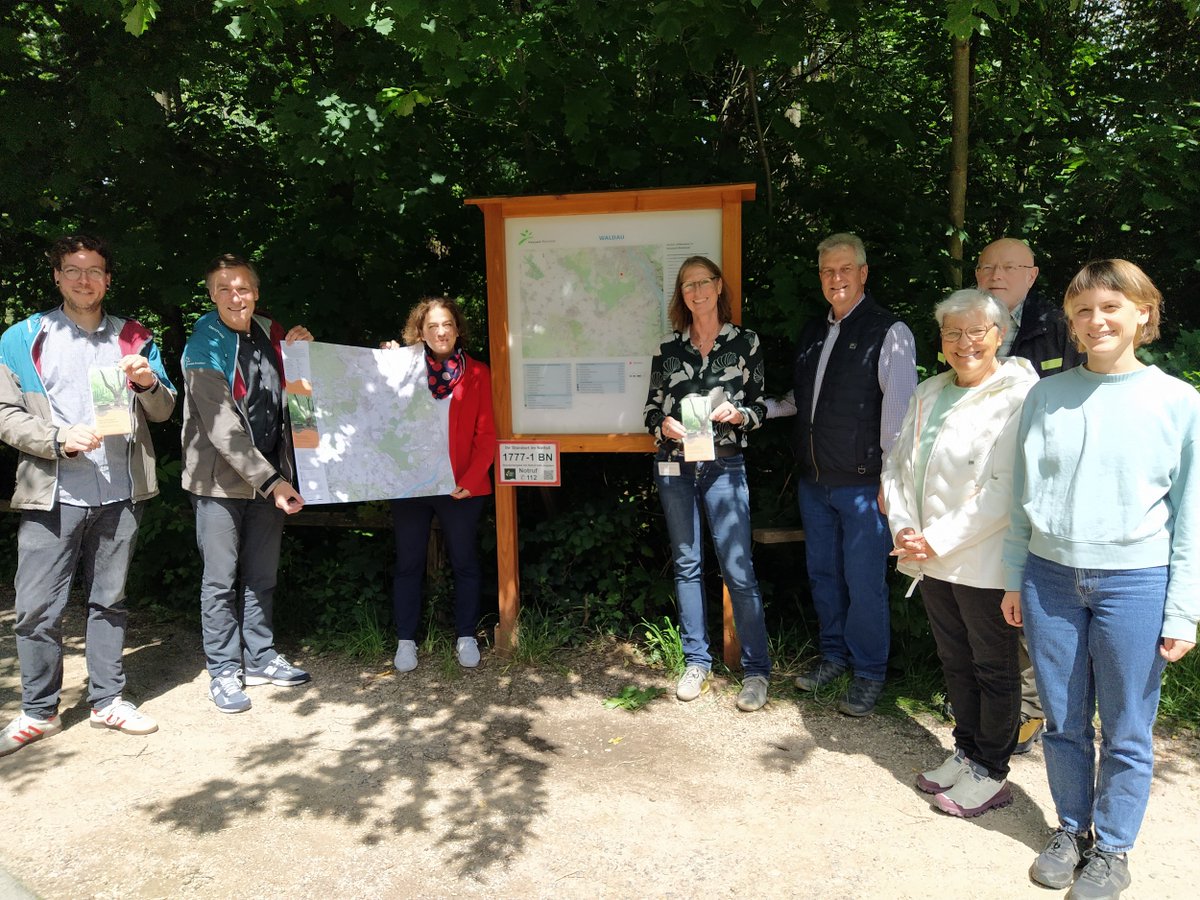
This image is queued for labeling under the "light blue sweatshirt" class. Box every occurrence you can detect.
[1002,365,1200,642]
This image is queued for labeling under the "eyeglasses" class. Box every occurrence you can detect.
[60,266,107,281]
[975,264,1033,276]
[681,278,714,293]
[940,323,997,342]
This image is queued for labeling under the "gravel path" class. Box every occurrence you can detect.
[2,609,1198,899]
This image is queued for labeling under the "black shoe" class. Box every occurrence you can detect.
[1030,828,1093,889]
[1067,848,1130,899]
[794,659,847,692]
[838,676,884,716]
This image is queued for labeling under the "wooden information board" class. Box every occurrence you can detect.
[466,184,756,656]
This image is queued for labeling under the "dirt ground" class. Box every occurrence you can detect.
[2,607,1199,900]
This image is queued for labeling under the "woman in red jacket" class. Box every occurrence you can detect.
[390,297,496,672]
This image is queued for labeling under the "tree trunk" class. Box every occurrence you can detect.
[948,36,971,289]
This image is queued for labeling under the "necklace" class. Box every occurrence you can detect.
[691,330,717,354]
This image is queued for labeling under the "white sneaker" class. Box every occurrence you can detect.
[456,637,481,668]
[917,748,971,794]
[394,640,418,672]
[0,711,63,757]
[90,697,159,735]
[934,762,1013,818]
[675,665,711,702]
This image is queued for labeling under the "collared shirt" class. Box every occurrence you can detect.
[999,300,1024,357]
[39,306,133,507]
[644,321,767,449]
[808,296,918,459]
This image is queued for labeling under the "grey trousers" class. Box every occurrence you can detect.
[14,500,142,718]
[191,494,285,677]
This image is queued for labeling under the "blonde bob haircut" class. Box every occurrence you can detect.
[402,296,469,347]
[1063,259,1161,351]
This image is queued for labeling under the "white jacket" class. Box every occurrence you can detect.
[882,357,1038,589]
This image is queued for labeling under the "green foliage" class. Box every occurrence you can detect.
[604,684,666,712]
[520,489,674,633]
[307,598,391,659]
[1139,329,1200,390]
[274,527,393,638]
[505,608,576,669]
[124,457,202,609]
[640,616,685,677]
[1160,649,1200,728]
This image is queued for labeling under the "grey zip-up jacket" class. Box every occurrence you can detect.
[0,308,177,510]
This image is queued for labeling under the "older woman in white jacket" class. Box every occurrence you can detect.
[882,288,1038,819]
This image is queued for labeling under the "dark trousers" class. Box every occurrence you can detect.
[920,576,1020,779]
[391,494,486,640]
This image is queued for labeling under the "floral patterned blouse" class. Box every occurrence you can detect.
[643,321,767,450]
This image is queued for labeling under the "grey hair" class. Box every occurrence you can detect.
[817,232,867,266]
[934,289,1009,328]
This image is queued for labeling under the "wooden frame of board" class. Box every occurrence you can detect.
[466,183,756,660]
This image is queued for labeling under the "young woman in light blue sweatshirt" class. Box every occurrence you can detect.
[1001,260,1200,900]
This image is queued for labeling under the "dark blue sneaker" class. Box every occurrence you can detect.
[210,667,251,714]
[244,654,311,687]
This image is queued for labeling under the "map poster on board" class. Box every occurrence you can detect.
[280,341,457,504]
[505,208,722,434]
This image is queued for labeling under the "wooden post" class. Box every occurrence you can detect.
[481,203,520,655]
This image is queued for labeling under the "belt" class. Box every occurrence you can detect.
[661,443,743,459]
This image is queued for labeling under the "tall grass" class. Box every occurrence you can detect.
[640,616,685,677]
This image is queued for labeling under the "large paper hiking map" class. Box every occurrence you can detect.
[281,341,456,503]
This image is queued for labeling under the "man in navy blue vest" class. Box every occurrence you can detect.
[791,233,917,716]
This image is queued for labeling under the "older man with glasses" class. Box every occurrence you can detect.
[0,235,177,756]
[975,237,1084,378]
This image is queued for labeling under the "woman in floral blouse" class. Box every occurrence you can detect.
[644,255,771,711]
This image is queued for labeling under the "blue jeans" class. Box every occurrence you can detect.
[796,478,892,681]
[192,494,285,677]
[654,453,770,677]
[391,494,487,640]
[14,501,142,716]
[1022,553,1168,854]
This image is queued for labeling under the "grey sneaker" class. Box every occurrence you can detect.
[0,711,62,757]
[456,637,481,668]
[838,676,885,716]
[917,748,972,794]
[210,667,251,714]
[394,639,418,673]
[1067,848,1131,900]
[933,761,1012,818]
[244,654,311,686]
[675,665,711,702]
[736,675,769,712]
[90,697,158,735]
[1031,828,1094,890]
[794,659,847,691]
